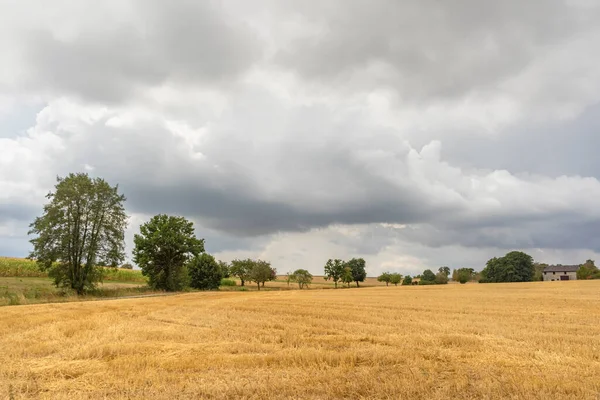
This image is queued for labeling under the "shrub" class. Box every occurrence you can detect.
[402,275,412,285]
[418,280,436,285]
[220,278,237,286]
[120,263,134,270]
[188,253,222,290]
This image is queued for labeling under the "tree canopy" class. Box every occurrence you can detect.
[346,257,367,287]
[133,214,204,291]
[291,269,313,289]
[28,173,127,294]
[324,259,345,288]
[377,272,392,286]
[230,259,254,286]
[188,253,222,290]
[248,260,274,290]
[481,251,534,283]
[390,273,402,286]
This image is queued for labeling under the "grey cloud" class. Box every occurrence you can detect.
[275,0,600,100]
[15,0,260,103]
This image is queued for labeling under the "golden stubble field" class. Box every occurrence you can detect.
[1,281,600,399]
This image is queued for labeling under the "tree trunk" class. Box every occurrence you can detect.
[356,281,359,287]
[386,282,389,286]
[334,281,337,288]
[241,279,245,286]
[257,282,260,290]
[262,282,265,287]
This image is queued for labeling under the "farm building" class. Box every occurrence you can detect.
[542,265,578,281]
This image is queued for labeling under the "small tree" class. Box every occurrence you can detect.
[293,269,313,289]
[402,275,412,285]
[377,272,392,286]
[28,173,128,295]
[346,257,367,287]
[438,266,450,277]
[249,260,273,290]
[230,259,253,286]
[324,259,345,288]
[341,266,354,287]
[133,214,204,291]
[390,273,402,286]
[456,268,474,284]
[577,260,600,280]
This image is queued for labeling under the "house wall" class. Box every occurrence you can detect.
[543,271,577,281]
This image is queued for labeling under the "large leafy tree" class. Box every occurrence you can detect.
[133,215,204,291]
[346,257,367,287]
[481,251,534,283]
[28,173,127,295]
[324,259,345,288]
[421,269,436,283]
[188,253,222,290]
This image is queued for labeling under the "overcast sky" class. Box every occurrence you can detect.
[1,0,600,276]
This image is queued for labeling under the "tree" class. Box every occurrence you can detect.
[421,269,436,283]
[249,260,273,290]
[457,268,473,284]
[188,253,222,290]
[377,272,392,286]
[324,259,345,288]
[28,173,127,295]
[267,266,277,287]
[533,263,547,281]
[133,215,204,291]
[402,275,412,285]
[292,269,313,289]
[341,266,354,287]
[346,257,367,287]
[577,259,600,280]
[438,266,450,277]
[390,273,402,286]
[434,271,449,284]
[481,251,534,283]
[230,259,253,286]
[218,261,230,278]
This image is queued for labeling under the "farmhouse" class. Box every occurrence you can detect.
[542,265,578,281]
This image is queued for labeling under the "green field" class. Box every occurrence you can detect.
[0,257,151,306]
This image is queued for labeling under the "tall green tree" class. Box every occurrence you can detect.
[188,253,222,290]
[402,275,413,285]
[481,251,534,283]
[438,266,450,277]
[346,257,367,287]
[28,173,127,295]
[249,260,273,290]
[324,259,345,288]
[133,215,204,291]
[577,259,600,280]
[230,259,253,286]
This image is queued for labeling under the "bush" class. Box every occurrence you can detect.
[188,253,222,290]
[402,275,412,285]
[418,280,436,285]
[220,278,237,286]
[120,263,134,270]
[434,272,449,284]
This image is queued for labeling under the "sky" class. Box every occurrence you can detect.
[1,0,600,276]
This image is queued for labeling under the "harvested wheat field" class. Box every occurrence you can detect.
[1,281,600,399]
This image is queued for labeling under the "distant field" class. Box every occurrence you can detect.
[0,256,147,283]
[1,281,599,399]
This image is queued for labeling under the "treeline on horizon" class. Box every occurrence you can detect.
[26,173,600,295]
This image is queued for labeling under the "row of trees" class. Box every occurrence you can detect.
[226,258,276,290]
[323,258,367,288]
